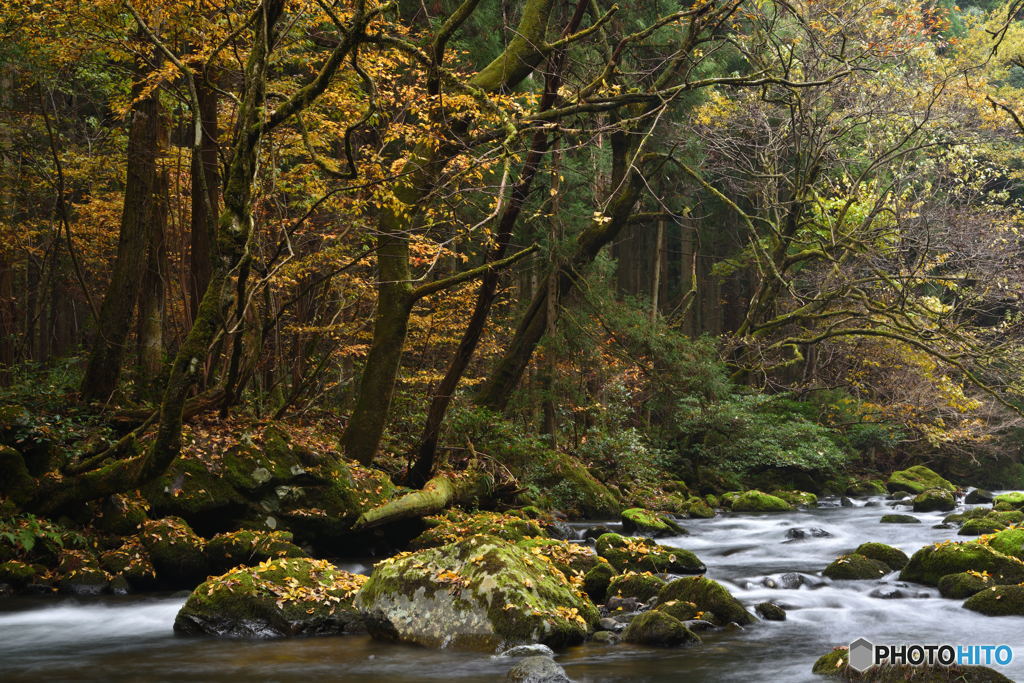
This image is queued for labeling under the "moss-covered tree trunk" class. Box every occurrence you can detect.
[80,77,164,402]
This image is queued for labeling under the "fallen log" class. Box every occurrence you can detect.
[353,471,495,530]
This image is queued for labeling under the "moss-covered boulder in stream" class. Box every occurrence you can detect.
[728,490,792,512]
[771,490,818,508]
[823,554,891,580]
[886,465,955,495]
[959,517,1008,536]
[912,488,956,513]
[811,647,1011,680]
[656,577,755,626]
[656,599,699,621]
[99,538,156,589]
[595,533,705,574]
[963,584,1024,616]
[515,537,604,585]
[880,514,920,524]
[139,517,209,587]
[355,535,599,650]
[174,557,366,637]
[846,480,888,497]
[854,543,909,570]
[622,610,700,647]
[582,561,616,603]
[57,549,108,595]
[96,493,150,535]
[937,571,992,599]
[985,527,1024,559]
[0,560,39,587]
[412,511,545,550]
[606,572,666,601]
[993,492,1024,510]
[621,508,686,537]
[899,541,1024,586]
[205,530,306,573]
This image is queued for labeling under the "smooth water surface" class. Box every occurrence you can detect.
[2,494,1022,682]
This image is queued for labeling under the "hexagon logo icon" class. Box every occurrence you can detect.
[849,638,875,672]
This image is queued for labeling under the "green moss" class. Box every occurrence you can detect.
[771,490,818,508]
[594,533,705,574]
[880,514,920,524]
[984,527,1024,559]
[57,549,108,594]
[729,490,792,512]
[683,498,715,519]
[0,559,37,586]
[945,507,989,525]
[99,538,156,588]
[657,576,755,626]
[937,571,992,599]
[656,599,699,621]
[607,572,666,601]
[356,535,599,650]
[414,511,546,550]
[582,561,616,603]
[811,648,848,674]
[515,537,602,584]
[899,541,1024,586]
[205,530,305,572]
[854,543,909,570]
[620,508,686,537]
[823,554,891,580]
[174,557,366,637]
[142,453,247,526]
[621,610,699,647]
[846,479,888,497]
[912,488,956,513]
[139,517,209,587]
[963,584,1024,616]
[97,493,150,535]
[994,492,1024,509]
[886,465,955,495]
[959,518,1007,536]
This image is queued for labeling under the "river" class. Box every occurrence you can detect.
[1,494,1021,682]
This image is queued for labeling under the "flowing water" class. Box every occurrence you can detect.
[2,494,1022,682]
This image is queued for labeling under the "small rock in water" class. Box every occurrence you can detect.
[591,630,618,644]
[598,617,625,632]
[755,601,786,621]
[583,525,614,541]
[784,527,833,541]
[863,501,881,507]
[505,655,572,682]
[546,522,576,541]
[933,523,956,529]
[965,489,994,505]
[500,644,556,658]
[868,586,908,599]
[840,497,855,507]
[683,619,717,632]
[887,492,911,501]
[762,573,804,589]
[606,596,641,612]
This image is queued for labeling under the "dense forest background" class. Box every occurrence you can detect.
[2,0,1024,522]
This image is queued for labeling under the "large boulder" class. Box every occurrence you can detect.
[886,465,955,495]
[985,528,1024,559]
[771,490,818,508]
[620,508,686,537]
[846,480,887,497]
[728,490,792,512]
[606,572,665,602]
[99,538,156,589]
[963,585,1024,616]
[823,554,891,580]
[937,571,992,599]
[205,529,306,573]
[993,492,1024,510]
[899,541,1024,586]
[174,557,366,637]
[56,549,108,595]
[594,533,705,574]
[912,488,956,513]
[656,577,755,626]
[356,535,599,650]
[854,543,909,570]
[621,610,700,647]
[414,511,546,550]
[959,517,1008,536]
[965,489,994,505]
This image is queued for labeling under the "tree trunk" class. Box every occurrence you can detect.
[136,165,168,400]
[80,79,163,402]
[353,471,494,530]
[189,79,219,322]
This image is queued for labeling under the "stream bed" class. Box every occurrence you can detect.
[2,495,1022,682]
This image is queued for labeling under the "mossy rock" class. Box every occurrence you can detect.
[959,518,1007,536]
[811,647,1011,680]
[621,610,699,647]
[729,490,792,512]
[0,560,38,587]
[657,576,755,626]
[594,533,705,574]
[944,507,990,525]
[515,537,604,587]
[771,490,818,508]
[142,453,248,530]
[912,488,956,513]
[414,511,546,550]
[965,489,995,504]
[582,561,617,603]
[655,599,699,621]
[607,572,666,601]
[984,527,1024,559]
[57,549,108,595]
[988,510,1024,525]
[506,656,571,682]
[886,465,955,495]
[963,584,1024,616]
[96,493,150,536]
[356,535,599,650]
[937,571,992,599]
[99,539,156,588]
[174,557,366,637]
[823,554,891,580]
[993,492,1024,509]
[139,517,209,588]
[621,508,686,538]
[880,514,920,524]
[853,543,909,570]
[683,498,715,519]
[846,480,888,497]
[205,530,306,573]
[899,541,1024,586]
